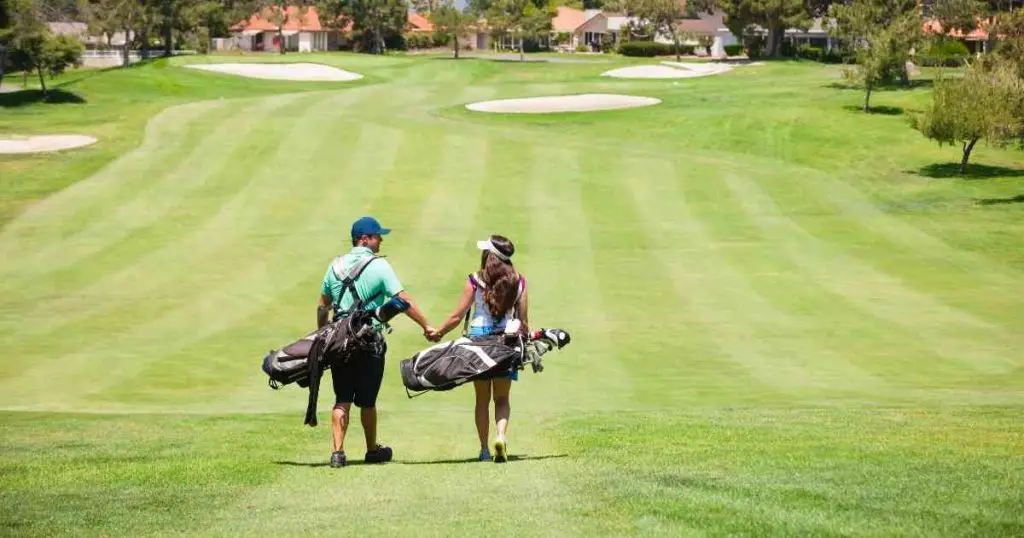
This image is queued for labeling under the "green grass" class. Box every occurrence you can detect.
[1,54,1022,537]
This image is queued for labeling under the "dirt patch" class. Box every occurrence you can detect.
[0,135,97,154]
[183,63,363,82]
[465,93,660,114]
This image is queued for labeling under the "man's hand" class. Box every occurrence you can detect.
[424,326,442,342]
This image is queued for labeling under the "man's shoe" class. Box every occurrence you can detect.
[493,437,507,463]
[330,451,347,468]
[365,444,393,464]
[479,448,492,461]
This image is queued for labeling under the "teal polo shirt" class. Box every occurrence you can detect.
[320,246,404,316]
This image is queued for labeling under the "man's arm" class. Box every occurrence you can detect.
[395,290,432,332]
[317,294,331,329]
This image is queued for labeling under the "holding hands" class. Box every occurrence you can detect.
[423,326,442,343]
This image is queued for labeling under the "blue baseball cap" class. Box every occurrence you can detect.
[351,216,391,241]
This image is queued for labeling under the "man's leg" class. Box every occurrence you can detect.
[330,361,356,466]
[360,406,377,453]
[357,348,391,463]
[332,403,351,453]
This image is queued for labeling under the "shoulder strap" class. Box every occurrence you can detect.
[334,255,384,316]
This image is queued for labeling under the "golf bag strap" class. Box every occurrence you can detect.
[333,255,383,318]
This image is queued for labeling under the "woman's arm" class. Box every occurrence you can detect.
[515,284,529,335]
[436,281,476,338]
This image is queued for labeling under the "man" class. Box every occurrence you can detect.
[318,216,435,468]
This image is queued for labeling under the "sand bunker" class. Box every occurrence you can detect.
[183,62,362,82]
[602,61,742,79]
[0,135,97,154]
[466,93,660,114]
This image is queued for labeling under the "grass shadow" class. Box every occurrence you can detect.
[827,80,934,91]
[915,163,1024,180]
[401,453,569,465]
[842,104,904,115]
[274,460,366,468]
[976,194,1024,206]
[0,88,87,108]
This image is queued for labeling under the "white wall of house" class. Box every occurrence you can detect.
[299,32,313,52]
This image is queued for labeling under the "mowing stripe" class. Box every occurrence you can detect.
[722,171,1020,375]
[623,156,883,392]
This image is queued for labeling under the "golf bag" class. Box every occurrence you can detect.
[400,328,571,395]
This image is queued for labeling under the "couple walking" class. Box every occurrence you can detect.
[317,216,529,467]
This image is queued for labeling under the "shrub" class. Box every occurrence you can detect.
[724,43,743,56]
[927,39,970,57]
[797,44,823,61]
[744,34,765,58]
[821,49,848,64]
[918,55,970,67]
[575,42,588,52]
[618,40,671,57]
[404,32,436,50]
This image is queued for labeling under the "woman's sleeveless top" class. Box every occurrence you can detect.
[467,272,526,334]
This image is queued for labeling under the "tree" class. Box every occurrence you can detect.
[914,58,1024,174]
[429,0,474,58]
[930,0,986,34]
[80,0,147,66]
[488,0,553,60]
[318,0,407,54]
[610,0,687,61]
[0,0,81,96]
[1,0,48,91]
[39,31,82,78]
[716,0,811,57]
[831,0,921,110]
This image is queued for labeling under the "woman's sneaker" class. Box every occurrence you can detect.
[330,451,347,468]
[365,444,393,464]
[479,448,492,461]
[493,436,508,463]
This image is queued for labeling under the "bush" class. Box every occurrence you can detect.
[618,40,670,57]
[797,44,823,62]
[918,55,970,67]
[821,49,848,64]
[404,32,436,50]
[618,41,691,57]
[927,39,970,57]
[575,43,588,52]
[744,34,765,58]
[724,43,743,56]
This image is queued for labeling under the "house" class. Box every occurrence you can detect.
[407,12,434,33]
[922,19,990,54]
[784,18,838,51]
[231,6,348,52]
[677,11,737,57]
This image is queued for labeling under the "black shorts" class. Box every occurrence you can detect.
[331,343,386,408]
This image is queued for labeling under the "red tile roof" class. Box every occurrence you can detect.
[552,7,586,32]
[923,19,989,41]
[408,12,434,32]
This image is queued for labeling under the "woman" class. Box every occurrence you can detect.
[432,235,528,462]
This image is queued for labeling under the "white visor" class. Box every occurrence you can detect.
[476,239,510,261]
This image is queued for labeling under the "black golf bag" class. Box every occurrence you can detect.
[400,328,571,395]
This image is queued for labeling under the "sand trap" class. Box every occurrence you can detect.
[466,93,660,114]
[183,62,362,82]
[0,135,97,154]
[602,61,746,79]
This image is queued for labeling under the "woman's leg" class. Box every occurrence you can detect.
[473,380,491,449]
[492,378,512,439]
